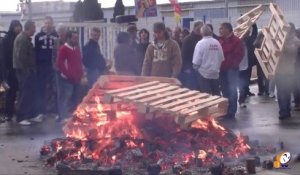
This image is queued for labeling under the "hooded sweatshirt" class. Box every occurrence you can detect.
[2,20,22,73]
[35,28,58,66]
[142,39,182,78]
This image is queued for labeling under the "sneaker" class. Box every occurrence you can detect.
[279,115,291,120]
[239,103,247,108]
[294,104,300,111]
[269,93,275,98]
[247,92,255,96]
[257,92,264,96]
[18,120,32,125]
[31,114,45,123]
[0,116,7,123]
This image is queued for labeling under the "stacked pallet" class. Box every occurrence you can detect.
[233,4,266,39]
[81,75,181,103]
[103,81,228,127]
[254,3,291,78]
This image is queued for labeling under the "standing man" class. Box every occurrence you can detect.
[193,25,224,95]
[83,27,106,88]
[2,20,22,122]
[142,22,182,78]
[173,26,182,48]
[35,16,58,120]
[180,20,203,90]
[244,24,258,97]
[275,23,300,120]
[219,22,244,119]
[137,28,150,75]
[13,20,37,125]
[57,31,83,121]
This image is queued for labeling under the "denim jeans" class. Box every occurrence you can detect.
[196,72,220,96]
[178,69,199,90]
[294,62,300,105]
[220,69,239,117]
[36,65,54,114]
[15,69,38,122]
[57,76,79,119]
[87,69,101,89]
[275,73,293,117]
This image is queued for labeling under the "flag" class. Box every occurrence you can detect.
[169,0,181,24]
[135,0,158,18]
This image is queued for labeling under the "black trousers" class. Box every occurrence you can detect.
[5,69,18,120]
[239,69,248,104]
[196,72,220,96]
[15,69,38,122]
[256,63,269,94]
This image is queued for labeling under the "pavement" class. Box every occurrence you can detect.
[0,85,300,175]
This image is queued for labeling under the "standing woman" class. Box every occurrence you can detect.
[137,28,150,75]
[2,20,22,122]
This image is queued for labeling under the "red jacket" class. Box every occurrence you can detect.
[219,34,244,71]
[57,43,83,84]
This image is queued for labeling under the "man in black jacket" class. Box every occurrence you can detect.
[83,27,106,88]
[1,20,22,122]
[179,20,203,90]
[244,24,258,97]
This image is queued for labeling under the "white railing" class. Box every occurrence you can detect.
[62,22,128,61]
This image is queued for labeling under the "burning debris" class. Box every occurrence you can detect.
[41,76,277,174]
[41,100,250,174]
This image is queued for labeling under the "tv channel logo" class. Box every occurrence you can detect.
[273,152,292,169]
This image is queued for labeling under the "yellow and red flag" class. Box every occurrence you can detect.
[169,0,181,24]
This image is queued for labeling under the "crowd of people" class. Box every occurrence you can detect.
[0,16,300,125]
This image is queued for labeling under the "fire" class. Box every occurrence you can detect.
[43,94,250,171]
[197,150,207,159]
[112,155,116,161]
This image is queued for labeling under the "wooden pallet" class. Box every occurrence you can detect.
[103,81,228,126]
[254,3,291,79]
[233,4,266,39]
[81,75,181,104]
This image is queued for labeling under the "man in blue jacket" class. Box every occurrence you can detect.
[35,16,58,121]
[83,27,106,88]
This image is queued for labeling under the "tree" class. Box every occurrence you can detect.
[113,0,125,19]
[83,0,104,21]
[72,0,84,22]
[73,0,104,22]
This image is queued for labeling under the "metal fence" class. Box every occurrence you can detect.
[63,22,128,61]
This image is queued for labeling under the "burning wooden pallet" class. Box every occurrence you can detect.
[81,75,181,103]
[103,80,228,126]
[254,3,291,78]
[233,4,266,39]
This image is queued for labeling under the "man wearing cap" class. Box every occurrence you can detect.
[142,22,182,78]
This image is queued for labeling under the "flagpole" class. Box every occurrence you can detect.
[225,0,229,19]
[27,0,32,20]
